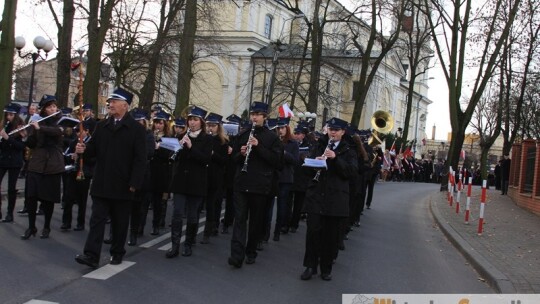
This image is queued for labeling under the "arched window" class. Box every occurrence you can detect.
[264,15,273,39]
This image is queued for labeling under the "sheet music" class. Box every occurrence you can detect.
[159,137,181,152]
[302,158,327,169]
[223,123,239,136]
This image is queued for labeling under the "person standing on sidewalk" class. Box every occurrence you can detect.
[501,154,511,195]
[0,103,25,223]
[75,88,147,268]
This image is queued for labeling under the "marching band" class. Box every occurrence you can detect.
[0,89,438,281]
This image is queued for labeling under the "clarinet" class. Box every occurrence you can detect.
[241,124,256,173]
[170,129,190,161]
[312,138,335,182]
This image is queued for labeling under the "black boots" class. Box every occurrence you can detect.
[128,229,138,246]
[182,223,198,257]
[21,227,37,240]
[40,228,51,239]
[201,221,215,244]
[166,219,183,258]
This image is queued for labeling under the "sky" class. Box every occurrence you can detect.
[4,0,453,140]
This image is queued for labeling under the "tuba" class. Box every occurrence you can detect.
[368,110,394,147]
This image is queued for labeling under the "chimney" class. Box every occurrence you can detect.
[431,124,436,140]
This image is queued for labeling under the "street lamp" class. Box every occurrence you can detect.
[413,95,424,157]
[15,36,54,122]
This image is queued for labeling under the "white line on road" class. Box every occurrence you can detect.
[24,301,59,304]
[82,261,136,280]
[157,225,205,251]
[139,232,172,248]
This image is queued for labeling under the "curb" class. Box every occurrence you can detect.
[428,193,516,293]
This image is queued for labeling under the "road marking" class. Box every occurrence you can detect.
[24,301,59,304]
[139,232,172,248]
[83,261,136,280]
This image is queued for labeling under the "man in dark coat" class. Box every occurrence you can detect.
[300,117,358,281]
[228,102,283,268]
[75,88,147,268]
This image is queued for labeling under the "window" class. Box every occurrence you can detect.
[264,15,273,39]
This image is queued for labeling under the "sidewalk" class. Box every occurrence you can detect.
[430,186,540,293]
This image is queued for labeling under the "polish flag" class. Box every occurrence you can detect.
[278,103,295,118]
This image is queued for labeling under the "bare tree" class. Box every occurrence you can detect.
[348,0,409,128]
[79,0,120,110]
[43,0,75,108]
[175,0,197,116]
[423,0,522,188]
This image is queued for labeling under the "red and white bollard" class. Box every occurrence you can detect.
[449,170,455,207]
[477,180,487,235]
[456,174,462,214]
[465,177,472,224]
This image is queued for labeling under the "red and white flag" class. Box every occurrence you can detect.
[278,103,294,118]
[460,149,466,160]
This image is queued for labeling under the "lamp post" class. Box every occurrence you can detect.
[413,95,424,157]
[15,36,54,122]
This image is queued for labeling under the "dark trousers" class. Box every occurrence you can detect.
[222,187,235,227]
[141,192,164,228]
[231,191,267,261]
[172,193,203,224]
[303,213,342,274]
[502,180,509,195]
[0,167,21,216]
[204,185,224,236]
[263,196,275,241]
[289,191,305,229]
[84,196,131,260]
[274,183,292,234]
[351,174,366,224]
[365,173,377,207]
[130,190,146,232]
[62,175,91,227]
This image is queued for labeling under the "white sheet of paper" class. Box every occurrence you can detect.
[302,158,327,169]
[160,137,181,152]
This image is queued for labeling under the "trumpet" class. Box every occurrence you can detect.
[170,128,191,161]
[241,124,256,173]
[313,138,335,182]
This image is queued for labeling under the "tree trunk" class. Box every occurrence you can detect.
[83,0,116,111]
[306,0,323,114]
[0,0,18,110]
[54,0,75,108]
[175,0,197,116]
[289,23,311,111]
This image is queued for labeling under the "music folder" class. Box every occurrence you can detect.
[302,158,327,169]
[159,137,181,152]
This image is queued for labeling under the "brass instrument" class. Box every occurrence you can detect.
[313,138,335,182]
[367,110,394,146]
[241,124,256,173]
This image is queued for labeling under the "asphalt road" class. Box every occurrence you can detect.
[0,182,493,304]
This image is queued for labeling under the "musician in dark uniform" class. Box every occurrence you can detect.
[0,103,25,223]
[130,108,155,246]
[220,114,241,234]
[173,117,186,136]
[61,120,95,231]
[288,123,313,233]
[143,111,173,236]
[200,112,229,244]
[166,106,213,258]
[21,95,65,240]
[75,88,147,268]
[300,118,357,281]
[82,103,97,134]
[228,102,283,267]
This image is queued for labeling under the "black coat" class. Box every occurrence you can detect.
[278,138,299,184]
[303,135,358,217]
[169,132,213,196]
[83,115,147,200]
[140,129,156,192]
[292,137,315,192]
[233,125,283,195]
[0,122,25,168]
[65,135,96,178]
[501,158,511,180]
[26,117,65,175]
[208,135,229,192]
[150,146,173,193]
